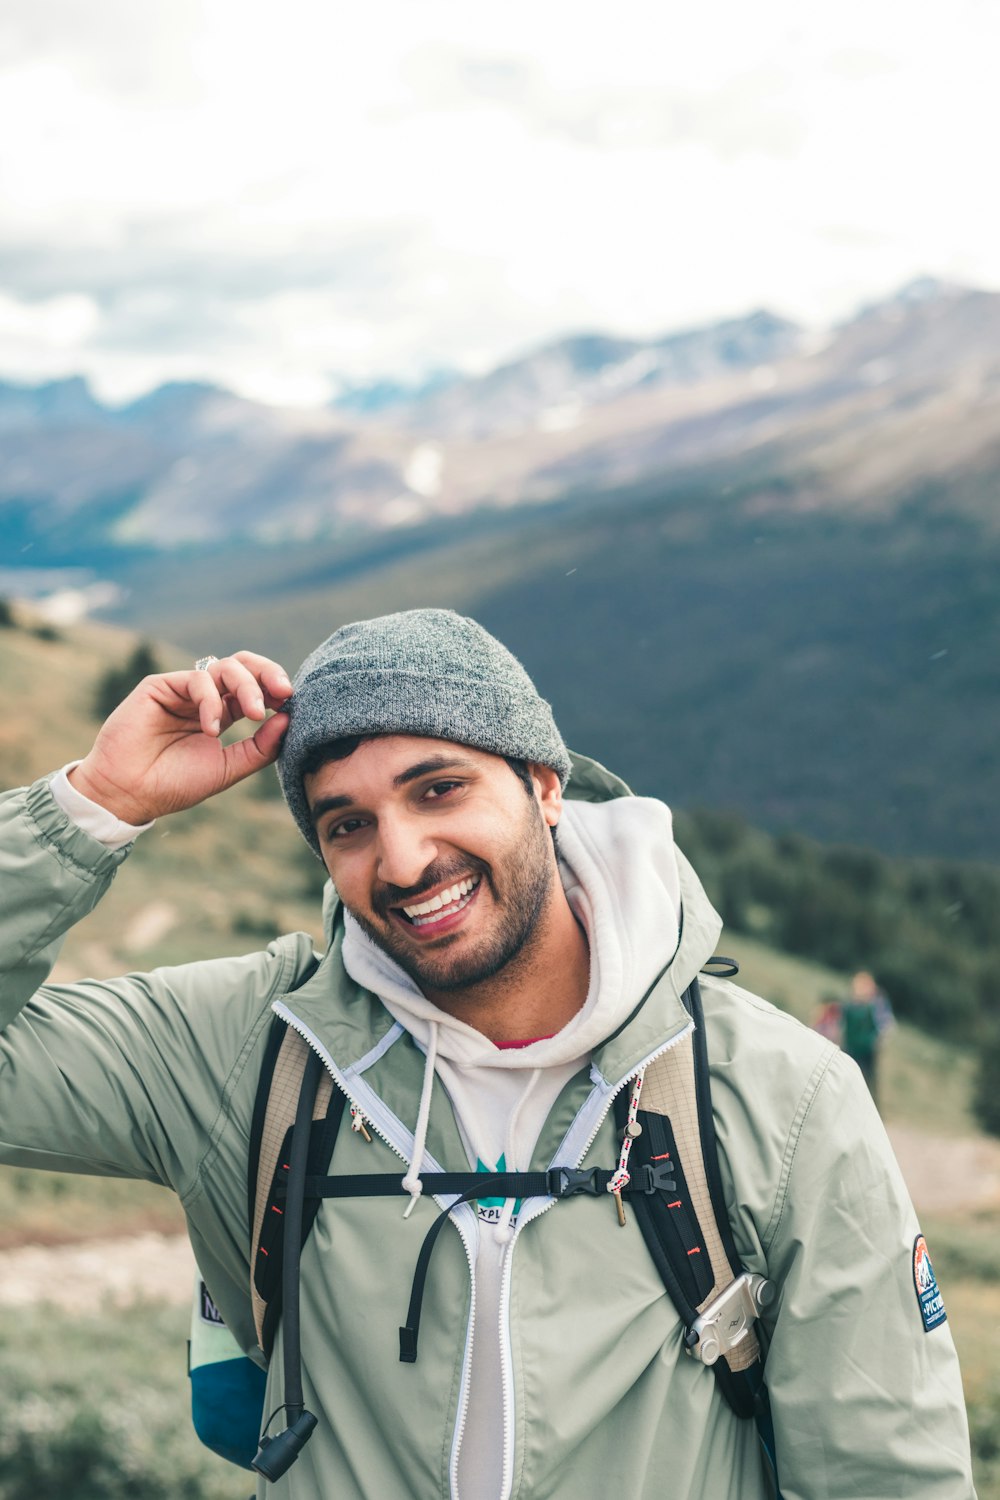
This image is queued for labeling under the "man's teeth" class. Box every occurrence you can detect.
[402,877,479,924]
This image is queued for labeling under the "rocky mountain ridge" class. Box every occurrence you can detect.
[3,278,998,556]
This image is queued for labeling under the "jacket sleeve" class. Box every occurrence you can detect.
[761,1047,976,1499]
[0,776,306,1196]
[0,776,133,1021]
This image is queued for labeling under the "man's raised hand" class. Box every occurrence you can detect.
[68,652,293,824]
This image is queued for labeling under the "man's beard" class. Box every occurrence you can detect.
[347,801,555,996]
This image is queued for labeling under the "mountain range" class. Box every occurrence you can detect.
[5,276,1000,558]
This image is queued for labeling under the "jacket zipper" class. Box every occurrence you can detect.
[494,1019,694,1500]
[274,1002,414,1167]
[273,1000,480,1500]
[447,1233,479,1500]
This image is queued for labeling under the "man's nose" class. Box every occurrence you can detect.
[375,815,438,892]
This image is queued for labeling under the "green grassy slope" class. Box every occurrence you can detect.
[0,1302,248,1500]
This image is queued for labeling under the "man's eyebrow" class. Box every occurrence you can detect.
[393,755,477,788]
[309,793,353,825]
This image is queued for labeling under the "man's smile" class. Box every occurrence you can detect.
[389,874,483,939]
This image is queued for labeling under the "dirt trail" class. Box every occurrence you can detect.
[0,1230,195,1311]
[887,1124,1000,1214]
[2,1124,998,1312]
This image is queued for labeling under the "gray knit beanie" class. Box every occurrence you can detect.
[277,608,571,852]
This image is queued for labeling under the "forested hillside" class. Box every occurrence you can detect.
[91,464,999,862]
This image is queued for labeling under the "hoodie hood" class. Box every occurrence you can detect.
[339,793,682,1074]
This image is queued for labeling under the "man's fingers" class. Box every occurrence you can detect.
[179,670,225,736]
[217,691,243,734]
[229,651,294,708]
[252,709,290,765]
[211,658,266,721]
[221,710,289,784]
[198,653,292,722]
[144,654,292,740]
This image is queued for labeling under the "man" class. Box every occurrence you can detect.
[0,609,975,1499]
[841,969,895,1107]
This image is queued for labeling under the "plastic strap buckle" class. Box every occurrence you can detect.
[547,1166,603,1198]
[632,1161,678,1195]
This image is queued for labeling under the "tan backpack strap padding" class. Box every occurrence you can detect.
[643,1036,760,1372]
[251,1028,333,1349]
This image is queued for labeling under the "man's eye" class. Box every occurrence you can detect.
[424,781,461,799]
[330,817,367,839]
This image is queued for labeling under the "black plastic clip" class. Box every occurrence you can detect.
[633,1161,677,1195]
[548,1166,602,1198]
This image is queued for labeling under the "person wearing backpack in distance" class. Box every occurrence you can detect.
[0,608,975,1500]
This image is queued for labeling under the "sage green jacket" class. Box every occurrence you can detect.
[0,762,975,1499]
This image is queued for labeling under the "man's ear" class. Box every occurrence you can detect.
[529,764,563,827]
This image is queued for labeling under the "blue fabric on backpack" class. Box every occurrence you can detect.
[190,1355,268,1469]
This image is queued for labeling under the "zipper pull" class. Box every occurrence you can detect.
[351,1106,373,1143]
[613,1188,626,1229]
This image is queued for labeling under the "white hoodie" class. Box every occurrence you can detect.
[341,795,682,1500]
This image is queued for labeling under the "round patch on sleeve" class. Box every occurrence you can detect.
[913,1234,947,1332]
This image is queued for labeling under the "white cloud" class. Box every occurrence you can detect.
[0,0,998,402]
[0,290,100,379]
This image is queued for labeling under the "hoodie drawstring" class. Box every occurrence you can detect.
[494,1065,543,1244]
[402,1021,439,1218]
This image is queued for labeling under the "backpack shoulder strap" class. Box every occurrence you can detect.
[621,974,775,1422]
[248,1019,341,1353]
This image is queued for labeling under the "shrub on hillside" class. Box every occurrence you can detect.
[974,1022,1000,1138]
[0,1304,242,1500]
[93,642,161,720]
[298,839,330,898]
[0,1402,197,1500]
[0,597,14,628]
[249,763,285,799]
[876,945,981,1039]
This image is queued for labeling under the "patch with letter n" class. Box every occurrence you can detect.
[199,1281,226,1327]
[912,1235,947,1333]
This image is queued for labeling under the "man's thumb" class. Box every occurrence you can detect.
[222,712,289,785]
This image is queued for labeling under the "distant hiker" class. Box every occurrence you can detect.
[842,969,895,1106]
[813,997,843,1045]
[0,610,974,1498]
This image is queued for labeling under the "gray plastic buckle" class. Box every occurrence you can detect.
[685,1272,776,1366]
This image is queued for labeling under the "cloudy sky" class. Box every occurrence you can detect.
[1,0,998,406]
